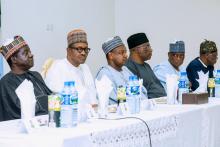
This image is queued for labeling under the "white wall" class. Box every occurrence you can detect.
[1,0,220,77]
[0,0,115,76]
[115,0,220,69]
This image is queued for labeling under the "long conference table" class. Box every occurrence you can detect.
[0,98,220,147]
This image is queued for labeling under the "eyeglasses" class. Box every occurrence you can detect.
[70,47,91,54]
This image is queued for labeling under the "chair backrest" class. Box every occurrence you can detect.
[0,55,3,79]
[41,57,55,79]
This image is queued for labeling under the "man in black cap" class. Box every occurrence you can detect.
[125,33,166,98]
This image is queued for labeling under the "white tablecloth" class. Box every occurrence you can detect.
[0,98,220,147]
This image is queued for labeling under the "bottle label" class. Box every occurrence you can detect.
[215,78,220,84]
[179,80,186,88]
[117,87,126,101]
[208,78,215,88]
[70,93,78,105]
[130,86,140,95]
[61,95,72,105]
[48,94,61,111]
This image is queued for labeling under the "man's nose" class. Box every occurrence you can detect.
[29,52,33,57]
[80,49,87,55]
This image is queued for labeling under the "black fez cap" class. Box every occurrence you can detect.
[127,33,149,49]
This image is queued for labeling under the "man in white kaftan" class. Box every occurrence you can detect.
[45,29,97,104]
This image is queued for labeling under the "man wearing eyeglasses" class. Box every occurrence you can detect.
[45,29,97,105]
[186,40,218,91]
[125,33,166,98]
[153,41,185,92]
[96,36,148,104]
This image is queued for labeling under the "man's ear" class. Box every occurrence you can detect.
[11,56,17,64]
[168,52,171,58]
[108,52,114,60]
[67,47,72,54]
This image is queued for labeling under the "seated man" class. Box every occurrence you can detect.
[0,36,52,121]
[153,41,185,91]
[186,40,218,91]
[45,29,97,104]
[96,36,148,104]
[125,33,166,98]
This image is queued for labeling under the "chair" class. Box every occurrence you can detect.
[41,57,55,79]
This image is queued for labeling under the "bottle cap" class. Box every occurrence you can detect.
[180,72,187,76]
[133,75,138,80]
[129,76,134,81]
[69,81,75,86]
[64,81,69,86]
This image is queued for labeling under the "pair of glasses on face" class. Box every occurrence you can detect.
[70,47,91,54]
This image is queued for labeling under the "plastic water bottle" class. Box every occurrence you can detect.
[69,81,78,126]
[126,75,140,114]
[126,76,135,114]
[178,72,189,104]
[215,70,220,98]
[133,75,141,113]
[60,81,73,128]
